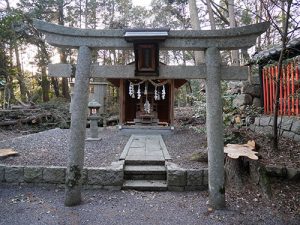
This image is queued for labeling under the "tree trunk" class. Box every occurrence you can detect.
[228,0,239,66]
[41,65,50,102]
[188,0,205,64]
[58,0,70,100]
[224,156,243,189]
[206,0,216,30]
[273,1,292,151]
[14,46,29,102]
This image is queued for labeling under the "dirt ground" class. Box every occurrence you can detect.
[0,106,299,222]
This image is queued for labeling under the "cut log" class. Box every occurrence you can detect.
[0,148,18,158]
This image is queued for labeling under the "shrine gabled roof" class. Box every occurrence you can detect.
[250,37,300,65]
[124,28,170,41]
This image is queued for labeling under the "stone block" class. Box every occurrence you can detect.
[282,131,295,140]
[265,165,287,178]
[291,120,300,134]
[103,186,122,191]
[249,124,255,132]
[260,116,270,126]
[278,117,293,131]
[202,168,208,185]
[0,165,5,182]
[250,75,260,85]
[81,168,88,185]
[166,162,186,186]
[87,167,123,186]
[255,126,265,134]
[242,83,261,98]
[5,166,24,183]
[184,186,207,191]
[252,97,261,107]
[24,166,43,183]
[43,166,66,184]
[254,117,260,126]
[168,186,185,192]
[233,94,253,108]
[294,134,300,142]
[286,168,300,180]
[186,169,203,186]
[263,126,273,135]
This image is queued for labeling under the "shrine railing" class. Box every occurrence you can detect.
[262,58,300,116]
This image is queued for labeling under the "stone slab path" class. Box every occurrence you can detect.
[120,134,171,162]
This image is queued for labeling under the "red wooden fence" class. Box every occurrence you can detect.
[262,59,300,116]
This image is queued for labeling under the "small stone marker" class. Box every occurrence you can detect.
[0,148,18,158]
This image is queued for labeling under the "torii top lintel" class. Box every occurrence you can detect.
[33,19,269,51]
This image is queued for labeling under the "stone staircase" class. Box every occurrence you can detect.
[122,159,167,191]
[120,134,170,191]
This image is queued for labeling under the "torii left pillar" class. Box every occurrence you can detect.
[65,46,92,206]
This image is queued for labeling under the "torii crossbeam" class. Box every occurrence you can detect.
[34,19,269,209]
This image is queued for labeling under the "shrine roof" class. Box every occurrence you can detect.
[250,37,300,65]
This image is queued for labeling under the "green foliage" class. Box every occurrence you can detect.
[241,8,252,25]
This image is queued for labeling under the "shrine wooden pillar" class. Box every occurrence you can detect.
[169,80,175,126]
[119,79,126,125]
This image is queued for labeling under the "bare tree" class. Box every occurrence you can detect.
[228,0,239,65]
[188,0,205,64]
[270,0,293,151]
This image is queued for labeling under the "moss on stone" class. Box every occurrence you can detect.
[66,165,81,188]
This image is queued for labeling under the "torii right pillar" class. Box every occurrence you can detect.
[205,47,225,208]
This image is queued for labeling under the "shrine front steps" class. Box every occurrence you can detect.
[122,161,168,191]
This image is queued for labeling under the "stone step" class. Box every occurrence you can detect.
[123,180,167,191]
[124,174,166,180]
[125,158,165,166]
[124,165,166,175]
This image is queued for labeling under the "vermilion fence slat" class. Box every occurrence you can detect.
[263,60,300,116]
[263,68,267,114]
[287,64,291,115]
[277,66,283,115]
[292,63,295,115]
[282,67,286,115]
[267,68,270,114]
[269,67,273,113]
[296,62,299,115]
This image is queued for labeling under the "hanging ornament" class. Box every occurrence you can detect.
[144,99,151,113]
[137,84,141,99]
[144,81,148,95]
[154,86,158,100]
[129,82,134,97]
[157,90,161,100]
[162,85,166,100]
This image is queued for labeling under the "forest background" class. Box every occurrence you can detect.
[0,0,299,115]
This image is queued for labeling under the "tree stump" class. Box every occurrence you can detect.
[224,141,258,189]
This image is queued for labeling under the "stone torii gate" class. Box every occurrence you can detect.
[34,20,269,208]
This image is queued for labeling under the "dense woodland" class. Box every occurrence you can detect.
[0,0,299,109]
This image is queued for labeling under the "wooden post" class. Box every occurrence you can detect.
[119,79,126,125]
[205,47,225,209]
[169,80,175,126]
[65,46,91,207]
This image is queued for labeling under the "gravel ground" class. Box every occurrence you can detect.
[0,185,299,225]
[0,127,130,167]
[0,126,207,169]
